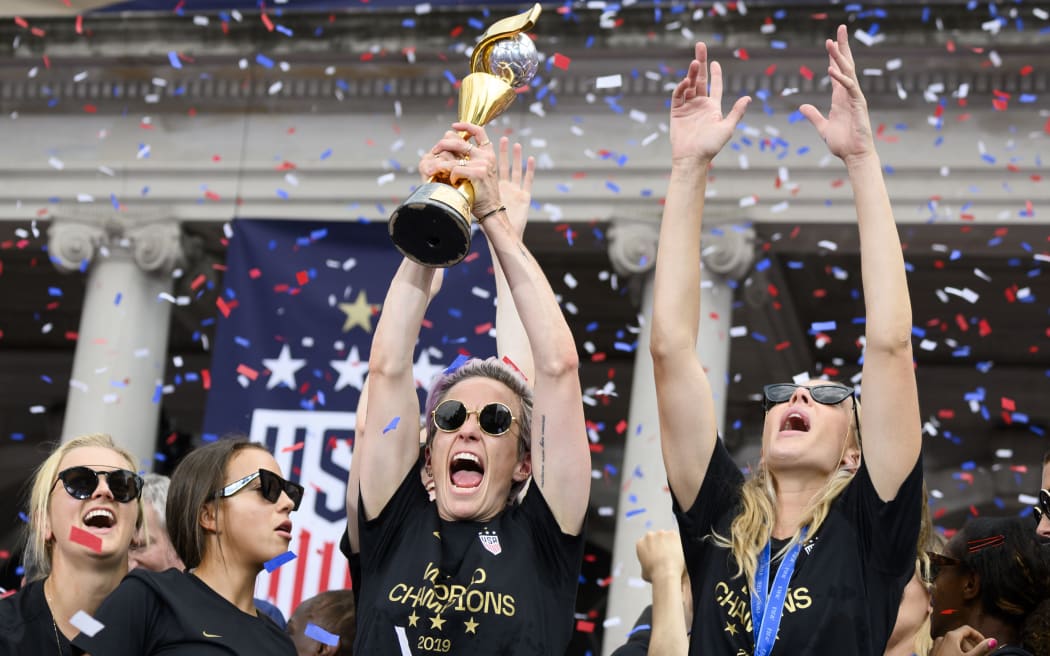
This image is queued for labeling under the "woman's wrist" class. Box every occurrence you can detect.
[475,205,506,224]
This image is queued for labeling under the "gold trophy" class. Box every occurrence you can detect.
[388,3,542,267]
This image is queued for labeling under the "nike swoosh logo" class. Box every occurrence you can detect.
[203,631,222,638]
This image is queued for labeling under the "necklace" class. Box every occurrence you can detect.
[51,617,64,656]
[44,579,65,656]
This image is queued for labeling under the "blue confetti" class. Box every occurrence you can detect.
[305,623,340,647]
[168,51,182,69]
[383,416,400,434]
[443,354,470,375]
[263,550,297,573]
[256,54,275,69]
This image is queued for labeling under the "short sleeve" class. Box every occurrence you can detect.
[359,455,428,574]
[671,438,744,556]
[72,575,157,656]
[516,484,586,584]
[840,452,924,577]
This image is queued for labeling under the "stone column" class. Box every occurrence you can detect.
[602,221,754,654]
[49,214,184,471]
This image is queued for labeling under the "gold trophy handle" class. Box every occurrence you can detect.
[469,3,542,74]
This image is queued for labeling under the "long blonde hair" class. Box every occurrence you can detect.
[713,395,861,589]
[23,434,142,582]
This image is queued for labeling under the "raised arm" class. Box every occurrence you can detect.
[651,42,751,505]
[425,123,589,534]
[356,258,435,520]
[347,270,442,550]
[636,530,690,656]
[799,25,921,501]
[490,136,535,382]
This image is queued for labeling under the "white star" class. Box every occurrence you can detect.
[262,344,306,391]
[413,350,447,390]
[330,346,368,393]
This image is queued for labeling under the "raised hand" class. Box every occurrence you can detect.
[420,124,502,217]
[799,24,876,165]
[636,530,687,584]
[670,42,751,166]
[496,137,535,238]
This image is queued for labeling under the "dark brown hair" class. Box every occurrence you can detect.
[291,590,356,656]
[167,436,269,569]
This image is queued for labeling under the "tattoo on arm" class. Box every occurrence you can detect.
[539,414,546,487]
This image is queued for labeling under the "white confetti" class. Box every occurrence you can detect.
[70,610,105,637]
[595,74,623,89]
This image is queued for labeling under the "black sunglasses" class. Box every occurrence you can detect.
[212,469,304,511]
[763,383,855,409]
[432,399,517,437]
[1033,489,1050,524]
[925,551,967,583]
[55,466,144,504]
[763,383,861,441]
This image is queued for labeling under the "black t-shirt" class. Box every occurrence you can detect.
[71,568,294,656]
[337,530,363,608]
[0,579,75,656]
[673,440,923,656]
[355,462,585,655]
[608,606,652,656]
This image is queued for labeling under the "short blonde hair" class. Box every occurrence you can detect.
[22,434,142,582]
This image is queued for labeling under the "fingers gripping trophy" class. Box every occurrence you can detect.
[388,3,541,267]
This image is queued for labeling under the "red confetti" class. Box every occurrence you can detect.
[551,53,571,70]
[576,620,595,633]
[281,442,306,453]
[296,270,309,286]
[261,12,274,31]
[1001,397,1016,411]
[799,65,814,81]
[236,364,259,381]
[201,369,211,390]
[69,526,102,552]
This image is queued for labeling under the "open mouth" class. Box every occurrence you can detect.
[82,508,116,530]
[449,452,485,490]
[780,410,811,433]
[275,520,293,539]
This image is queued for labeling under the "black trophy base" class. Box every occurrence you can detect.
[389,182,473,268]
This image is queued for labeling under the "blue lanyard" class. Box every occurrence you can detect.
[750,528,807,656]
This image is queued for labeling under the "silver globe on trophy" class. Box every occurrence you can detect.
[388,3,542,267]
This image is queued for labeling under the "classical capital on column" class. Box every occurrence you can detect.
[701,224,755,281]
[607,221,660,277]
[49,211,185,275]
[125,221,184,273]
[48,220,107,273]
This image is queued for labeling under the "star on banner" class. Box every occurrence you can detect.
[330,346,368,392]
[413,350,446,390]
[429,615,446,631]
[263,344,306,391]
[339,290,377,333]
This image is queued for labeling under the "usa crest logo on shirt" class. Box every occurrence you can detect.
[478,529,502,555]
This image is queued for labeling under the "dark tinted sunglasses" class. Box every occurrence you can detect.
[55,466,144,504]
[1033,489,1050,524]
[212,469,304,511]
[925,551,967,583]
[432,399,517,437]
[763,383,861,442]
[763,383,855,409]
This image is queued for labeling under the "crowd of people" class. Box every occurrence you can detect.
[1,25,1048,656]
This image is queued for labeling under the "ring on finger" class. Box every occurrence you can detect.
[465,142,474,155]
[458,158,468,166]
[476,140,491,148]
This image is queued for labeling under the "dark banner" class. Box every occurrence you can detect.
[203,218,497,614]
